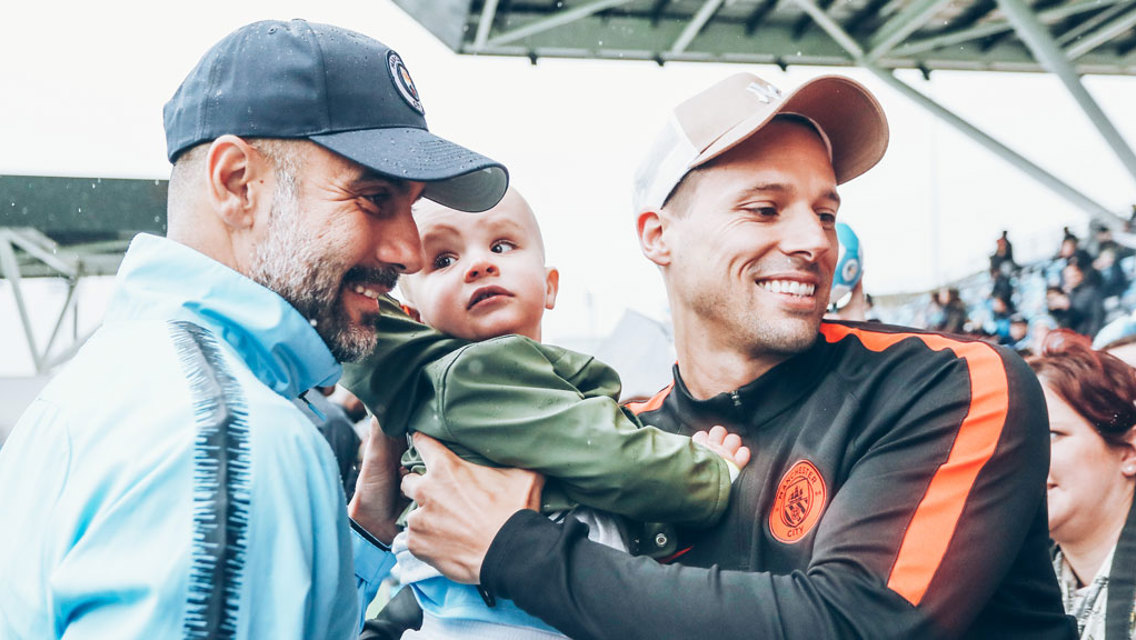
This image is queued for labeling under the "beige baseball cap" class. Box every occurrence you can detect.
[632,73,889,212]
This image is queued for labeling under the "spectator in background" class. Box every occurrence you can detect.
[1087,221,1134,264]
[1008,314,1031,353]
[932,287,969,334]
[1049,286,1084,334]
[1065,257,1106,338]
[1028,331,1136,640]
[1056,230,1096,284]
[1094,244,1130,300]
[988,294,1017,345]
[991,266,1016,305]
[990,229,1018,276]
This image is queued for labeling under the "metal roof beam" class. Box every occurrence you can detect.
[892,0,1128,57]
[487,0,635,46]
[867,67,1121,224]
[1066,5,1136,59]
[997,0,1136,186]
[792,0,865,56]
[473,0,502,49]
[790,0,1121,223]
[671,0,726,54]
[943,0,997,33]
[793,0,836,40]
[1055,3,1130,47]
[866,0,955,61]
[1120,33,1136,56]
[745,0,780,35]
[0,231,43,372]
[6,228,76,278]
[844,0,897,36]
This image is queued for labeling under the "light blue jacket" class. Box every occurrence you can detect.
[0,234,393,638]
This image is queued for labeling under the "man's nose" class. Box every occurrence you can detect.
[376,210,423,274]
[780,209,833,261]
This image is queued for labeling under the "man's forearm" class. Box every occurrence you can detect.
[480,511,926,640]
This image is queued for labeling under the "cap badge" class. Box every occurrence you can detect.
[769,459,827,544]
[746,80,782,104]
[387,51,424,115]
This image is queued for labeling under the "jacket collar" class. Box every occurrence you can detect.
[669,335,833,431]
[106,234,341,398]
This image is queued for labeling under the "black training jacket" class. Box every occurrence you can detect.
[480,321,1077,640]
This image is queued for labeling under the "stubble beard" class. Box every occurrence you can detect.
[693,284,822,359]
[247,173,396,363]
[745,310,821,358]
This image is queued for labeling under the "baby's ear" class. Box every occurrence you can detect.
[544,267,560,311]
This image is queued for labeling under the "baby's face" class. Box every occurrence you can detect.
[405,194,557,341]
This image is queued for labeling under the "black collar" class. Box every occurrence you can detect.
[670,334,835,432]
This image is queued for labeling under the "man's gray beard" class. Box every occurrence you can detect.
[247,176,382,363]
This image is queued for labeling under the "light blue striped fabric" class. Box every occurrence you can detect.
[0,234,392,638]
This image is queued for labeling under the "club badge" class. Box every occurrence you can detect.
[387,51,424,115]
[769,459,827,544]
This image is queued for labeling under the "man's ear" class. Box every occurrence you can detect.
[544,267,560,310]
[205,135,274,230]
[636,209,671,267]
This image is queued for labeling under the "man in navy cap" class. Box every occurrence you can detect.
[0,19,505,639]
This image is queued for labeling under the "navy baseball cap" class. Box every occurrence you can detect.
[163,19,508,212]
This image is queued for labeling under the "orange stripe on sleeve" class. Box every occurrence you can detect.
[626,380,675,415]
[819,324,1010,606]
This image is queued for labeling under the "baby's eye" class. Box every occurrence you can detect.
[432,254,456,269]
[491,240,517,254]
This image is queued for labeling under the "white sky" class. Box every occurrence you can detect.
[3,0,1136,376]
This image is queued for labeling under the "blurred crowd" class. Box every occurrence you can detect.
[908,212,1136,361]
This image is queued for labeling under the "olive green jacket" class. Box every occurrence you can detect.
[340,296,731,530]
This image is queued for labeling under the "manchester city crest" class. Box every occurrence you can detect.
[387,51,424,115]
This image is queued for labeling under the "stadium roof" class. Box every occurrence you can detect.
[394,0,1136,75]
[1,176,167,373]
[395,0,1136,223]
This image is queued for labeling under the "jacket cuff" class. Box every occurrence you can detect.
[479,509,557,600]
[351,520,396,585]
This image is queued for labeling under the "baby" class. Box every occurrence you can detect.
[342,188,748,638]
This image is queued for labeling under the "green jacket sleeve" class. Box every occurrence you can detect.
[422,335,732,528]
[339,295,470,437]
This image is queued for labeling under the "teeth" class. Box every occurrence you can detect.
[759,280,815,297]
[352,284,381,300]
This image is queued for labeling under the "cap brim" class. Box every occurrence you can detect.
[694,76,889,185]
[311,128,509,212]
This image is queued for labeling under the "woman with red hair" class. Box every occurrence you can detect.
[1029,329,1136,639]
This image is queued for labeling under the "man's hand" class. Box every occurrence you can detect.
[692,425,751,469]
[401,433,544,585]
[347,417,407,545]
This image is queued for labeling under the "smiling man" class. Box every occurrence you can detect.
[0,19,505,639]
[396,73,1076,638]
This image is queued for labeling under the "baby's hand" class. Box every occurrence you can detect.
[693,425,751,472]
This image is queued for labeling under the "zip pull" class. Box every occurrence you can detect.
[730,390,743,409]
